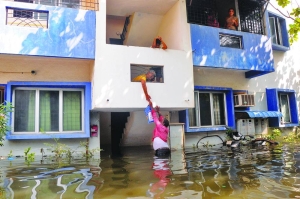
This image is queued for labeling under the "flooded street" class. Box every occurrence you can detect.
[1,144,300,198]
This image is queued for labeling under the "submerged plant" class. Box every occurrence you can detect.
[24,147,35,164]
[24,147,31,157]
[79,141,102,160]
[7,150,13,159]
[225,127,233,140]
[283,127,300,143]
[44,138,70,160]
[265,128,282,141]
[0,102,13,146]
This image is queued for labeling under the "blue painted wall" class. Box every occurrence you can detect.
[190,24,275,78]
[0,1,95,59]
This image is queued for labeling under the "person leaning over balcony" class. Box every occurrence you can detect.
[149,102,170,157]
[151,36,168,49]
[225,8,239,30]
[132,70,156,102]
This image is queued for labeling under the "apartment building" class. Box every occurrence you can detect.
[0,0,299,155]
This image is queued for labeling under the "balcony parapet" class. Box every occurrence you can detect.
[190,24,275,78]
[0,1,96,59]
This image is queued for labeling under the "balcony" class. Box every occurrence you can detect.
[187,0,274,78]
[106,0,183,50]
[0,0,96,58]
[190,25,274,78]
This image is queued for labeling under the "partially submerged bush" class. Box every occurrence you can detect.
[0,102,13,146]
[264,128,282,141]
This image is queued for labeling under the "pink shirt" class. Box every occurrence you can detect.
[151,109,169,142]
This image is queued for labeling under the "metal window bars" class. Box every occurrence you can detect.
[6,7,49,28]
[186,0,264,35]
[238,0,264,34]
[11,0,99,11]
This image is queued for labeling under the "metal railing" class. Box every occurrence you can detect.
[186,0,264,35]
[8,0,99,11]
[6,7,49,28]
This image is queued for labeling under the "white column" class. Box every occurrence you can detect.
[169,123,185,149]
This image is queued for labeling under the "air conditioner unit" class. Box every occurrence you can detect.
[234,94,255,107]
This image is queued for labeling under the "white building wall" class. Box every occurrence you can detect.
[93,0,194,111]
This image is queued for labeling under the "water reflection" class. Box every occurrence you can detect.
[147,157,171,198]
[2,145,300,198]
[1,158,102,199]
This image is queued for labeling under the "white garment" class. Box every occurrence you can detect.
[153,137,169,150]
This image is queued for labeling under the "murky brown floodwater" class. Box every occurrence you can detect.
[1,143,300,199]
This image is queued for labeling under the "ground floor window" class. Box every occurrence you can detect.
[278,93,291,123]
[266,88,298,127]
[188,91,226,127]
[13,88,83,134]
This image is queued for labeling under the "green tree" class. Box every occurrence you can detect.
[0,102,13,146]
[271,0,300,44]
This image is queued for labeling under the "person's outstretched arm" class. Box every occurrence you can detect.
[141,79,151,102]
[155,106,164,122]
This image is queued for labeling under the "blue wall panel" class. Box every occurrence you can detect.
[190,24,275,78]
[0,1,95,59]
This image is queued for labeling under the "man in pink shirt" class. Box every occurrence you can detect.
[150,104,170,157]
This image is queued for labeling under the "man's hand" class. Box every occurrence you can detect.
[146,94,151,102]
[155,106,160,113]
[149,101,153,108]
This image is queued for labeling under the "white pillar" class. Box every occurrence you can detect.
[169,123,185,149]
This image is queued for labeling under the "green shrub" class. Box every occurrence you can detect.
[0,102,13,146]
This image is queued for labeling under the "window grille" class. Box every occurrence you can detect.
[6,7,49,28]
[219,33,243,49]
[238,0,264,34]
[186,0,218,26]
[186,0,265,35]
[13,0,99,11]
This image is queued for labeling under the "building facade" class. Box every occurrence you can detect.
[0,0,299,156]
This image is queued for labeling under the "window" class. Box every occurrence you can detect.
[268,12,289,50]
[278,93,291,123]
[189,92,226,127]
[6,7,49,28]
[269,16,283,45]
[266,88,298,127]
[0,87,4,104]
[13,88,83,134]
[180,86,235,132]
[131,64,164,83]
[6,82,91,140]
[219,33,243,49]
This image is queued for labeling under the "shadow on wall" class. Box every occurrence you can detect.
[19,7,95,58]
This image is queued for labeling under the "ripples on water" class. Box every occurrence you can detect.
[1,144,300,198]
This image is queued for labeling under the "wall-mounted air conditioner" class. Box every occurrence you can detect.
[234,94,255,107]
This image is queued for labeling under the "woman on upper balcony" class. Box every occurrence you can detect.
[225,8,239,30]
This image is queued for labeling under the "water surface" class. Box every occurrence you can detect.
[1,144,300,199]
